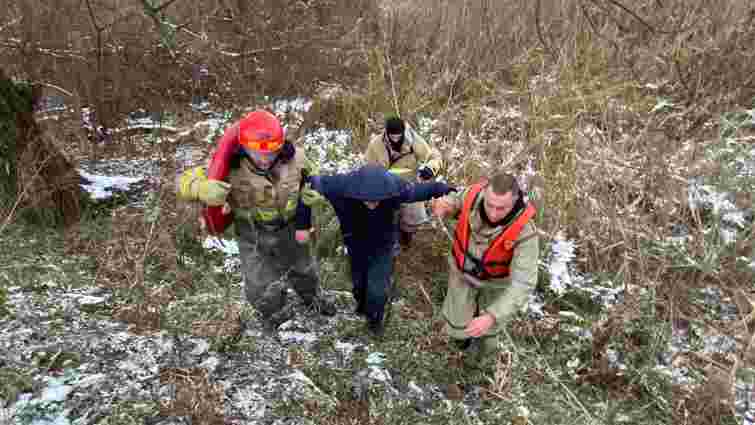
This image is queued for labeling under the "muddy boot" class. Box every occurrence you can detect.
[259,309,291,336]
[446,350,466,400]
[306,295,337,317]
[466,335,499,379]
[366,319,385,339]
[270,304,295,327]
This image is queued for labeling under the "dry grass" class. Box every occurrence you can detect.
[2,1,754,423]
[159,367,225,424]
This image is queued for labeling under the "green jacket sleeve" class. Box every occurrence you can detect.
[407,127,442,174]
[483,224,540,324]
[364,134,389,167]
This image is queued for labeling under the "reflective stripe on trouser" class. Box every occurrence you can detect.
[398,201,429,233]
[236,219,320,318]
[441,259,508,340]
[349,248,394,323]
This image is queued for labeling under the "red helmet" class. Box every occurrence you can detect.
[238,110,284,153]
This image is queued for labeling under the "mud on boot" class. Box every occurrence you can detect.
[305,295,337,316]
[259,304,295,335]
[366,319,385,338]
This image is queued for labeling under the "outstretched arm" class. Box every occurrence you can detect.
[399,181,455,204]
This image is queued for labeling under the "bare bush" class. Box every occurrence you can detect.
[0,0,381,128]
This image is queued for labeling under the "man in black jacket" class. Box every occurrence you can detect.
[305,164,454,337]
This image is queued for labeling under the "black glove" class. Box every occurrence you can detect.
[445,185,458,195]
[417,166,434,180]
[279,140,296,163]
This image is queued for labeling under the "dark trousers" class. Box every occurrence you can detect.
[236,219,320,318]
[349,248,394,323]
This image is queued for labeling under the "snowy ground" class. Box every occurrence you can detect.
[13,97,755,424]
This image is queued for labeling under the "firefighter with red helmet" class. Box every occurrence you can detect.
[178,110,336,332]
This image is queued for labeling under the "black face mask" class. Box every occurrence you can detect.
[386,133,404,151]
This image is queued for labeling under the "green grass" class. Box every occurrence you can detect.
[0,222,99,296]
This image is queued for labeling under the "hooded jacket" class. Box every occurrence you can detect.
[310,165,453,255]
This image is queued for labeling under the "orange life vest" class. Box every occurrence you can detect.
[452,181,536,280]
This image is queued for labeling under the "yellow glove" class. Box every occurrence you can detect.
[300,187,325,207]
[387,167,413,180]
[178,167,231,206]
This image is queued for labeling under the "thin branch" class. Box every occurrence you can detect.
[0,41,89,62]
[153,0,181,13]
[31,82,74,97]
[216,45,286,58]
[535,0,557,60]
[0,17,22,33]
[602,0,658,34]
[84,0,103,32]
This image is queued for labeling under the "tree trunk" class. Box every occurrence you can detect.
[0,70,83,227]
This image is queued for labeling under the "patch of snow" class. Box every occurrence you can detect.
[721,226,739,245]
[606,349,627,370]
[688,182,745,228]
[215,256,241,274]
[41,381,74,402]
[200,356,219,373]
[68,294,109,306]
[191,100,211,112]
[704,334,737,354]
[78,170,142,200]
[278,331,318,345]
[651,98,674,113]
[123,119,178,133]
[547,233,576,295]
[523,293,544,317]
[231,388,267,420]
[272,97,313,114]
[368,366,392,383]
[284,370,330,399]
[407,380,424,396]
[10,375,75,425]
[190,339,210,356]
[301,128,363,174]
[558,311,583,322]
[202,237,239,256]
[562,325,593,340]
[195,115,233,145]
[71,373,107,389]
[334,341,359,359]
[366,352,386,366]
